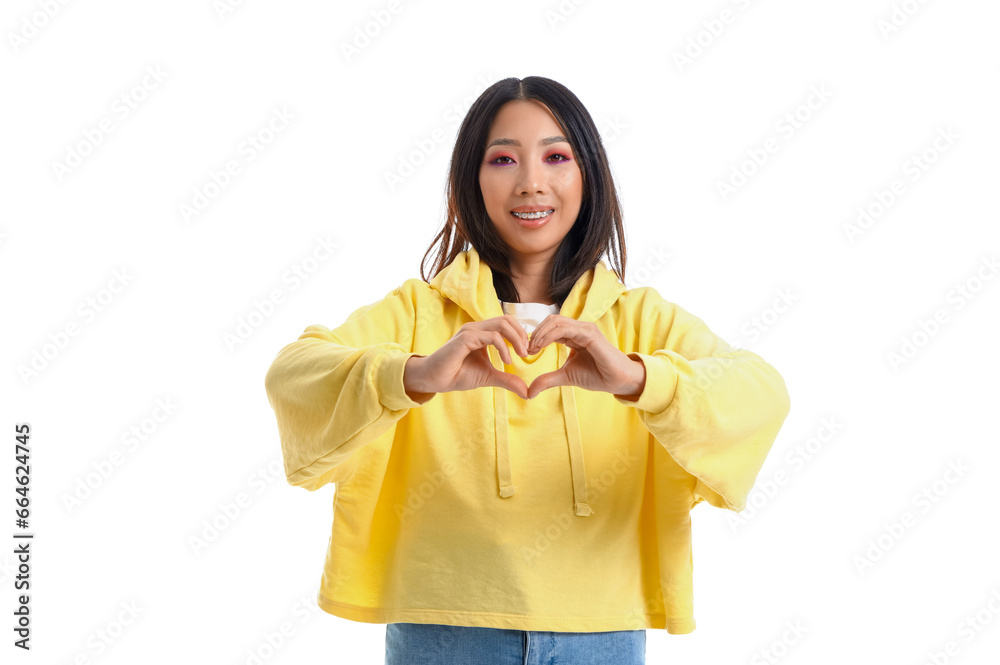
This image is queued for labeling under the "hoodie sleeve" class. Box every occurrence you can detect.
[263,279,430,492]
[612,288,791,512]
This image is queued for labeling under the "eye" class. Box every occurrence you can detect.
[488,155,514,165]
[547,152,572,163]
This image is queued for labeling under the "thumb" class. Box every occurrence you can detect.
[490,371,528,400]
[526,368,567,400]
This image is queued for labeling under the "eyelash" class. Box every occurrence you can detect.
[488,153,572,165]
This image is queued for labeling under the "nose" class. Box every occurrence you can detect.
[515,157,545,195]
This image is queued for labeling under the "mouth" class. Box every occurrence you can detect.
[510,208,555,228]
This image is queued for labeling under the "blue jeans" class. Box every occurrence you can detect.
[385,622,646,665]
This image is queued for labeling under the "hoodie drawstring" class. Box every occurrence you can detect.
[559,345,592,516]
[489,345,592,516]
[493,368,516,498]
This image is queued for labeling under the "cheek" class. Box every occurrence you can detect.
[479,172,501,203]
[556,173,583,206]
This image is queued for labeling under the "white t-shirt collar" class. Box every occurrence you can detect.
[500,300,560,334]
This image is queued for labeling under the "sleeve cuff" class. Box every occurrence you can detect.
[375,351,430,411]
[613,352,679,414]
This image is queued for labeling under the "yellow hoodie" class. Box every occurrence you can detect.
[264,247,791,634]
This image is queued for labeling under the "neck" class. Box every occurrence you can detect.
[508,253,554,305]
[511,265,552,305]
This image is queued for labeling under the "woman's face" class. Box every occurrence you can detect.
[478,99,583,266]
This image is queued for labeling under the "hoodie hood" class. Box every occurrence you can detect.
[428,248,626,517]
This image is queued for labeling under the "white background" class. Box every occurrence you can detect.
[3,0,999,663]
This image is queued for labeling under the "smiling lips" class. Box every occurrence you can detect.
[510,208,554,221]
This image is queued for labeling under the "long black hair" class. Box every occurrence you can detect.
[420,76,628,306]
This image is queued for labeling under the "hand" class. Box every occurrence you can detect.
[403,316,531,401]
[524,315,646,400]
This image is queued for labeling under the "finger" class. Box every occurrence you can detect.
[507,315,529,350]
[492,371,528,400]
[532,320,594,354]
[509,375,529,400]
[470,329,510,365]
[501,317,529,357]
[491,317,526,358]
[529,319,564,353]
[526,368,567,399]
[527,316,551,352]
[527,326,543,353]
[489,330,512,365]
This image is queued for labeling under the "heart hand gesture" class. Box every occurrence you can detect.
[401,314,646,403]
[524,315,646,400]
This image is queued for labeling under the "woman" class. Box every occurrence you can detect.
[264,76,791,665]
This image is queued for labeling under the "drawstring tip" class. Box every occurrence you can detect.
[499,485,516,498]
[574,502,593,517]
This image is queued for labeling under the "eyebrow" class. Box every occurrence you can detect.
[485,136,569,149]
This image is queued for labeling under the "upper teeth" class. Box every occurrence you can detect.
[512,209,554,219]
